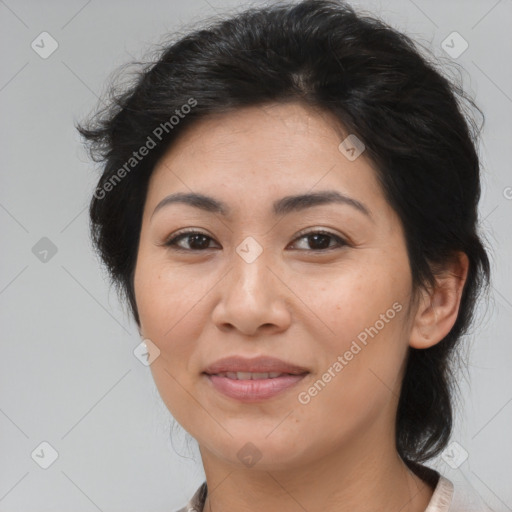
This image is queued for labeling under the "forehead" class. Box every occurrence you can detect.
[160,102,346,162]
[147,102,384,212]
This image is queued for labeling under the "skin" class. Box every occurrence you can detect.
[133,102,469,512]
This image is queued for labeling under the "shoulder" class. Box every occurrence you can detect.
[425,470,493,512]
[425,475,454,511]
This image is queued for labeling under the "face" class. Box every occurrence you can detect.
[134,102,416,471]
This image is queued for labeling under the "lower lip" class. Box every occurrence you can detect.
[205,373,308,402]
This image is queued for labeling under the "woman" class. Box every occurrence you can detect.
[78,1,491,510]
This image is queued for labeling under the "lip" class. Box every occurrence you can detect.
[203,355,309,375]
[204,374,308,402]
[202,355,309,402]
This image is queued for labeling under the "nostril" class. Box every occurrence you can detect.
[218,323,234,333]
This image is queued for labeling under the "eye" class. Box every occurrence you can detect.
[161,228,348,253]
[163,230,219,251]
[288,229,348,251]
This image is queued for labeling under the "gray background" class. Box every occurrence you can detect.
[0,0,511,510]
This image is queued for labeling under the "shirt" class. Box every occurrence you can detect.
[175,468,493,512]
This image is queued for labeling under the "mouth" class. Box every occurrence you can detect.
[203,355,309,375]
[202,355,310,402]
[206,371,306,379]
[203,371,309,402]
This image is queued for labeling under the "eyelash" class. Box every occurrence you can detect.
[162,228,349,253]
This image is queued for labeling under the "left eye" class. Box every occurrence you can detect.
[288,231,347,251]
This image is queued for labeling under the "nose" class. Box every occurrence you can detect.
[211,246,292,336]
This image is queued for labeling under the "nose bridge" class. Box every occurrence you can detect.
[211,234,291,334]
[229,235,274,302]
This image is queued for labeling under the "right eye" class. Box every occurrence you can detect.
[163,230,220,252]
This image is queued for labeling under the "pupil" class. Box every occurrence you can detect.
[190,234,209,249]
[309,234,330,249]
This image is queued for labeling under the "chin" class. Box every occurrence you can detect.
[199,430,315,471]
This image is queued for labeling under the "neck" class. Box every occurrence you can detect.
[199,429,435,512]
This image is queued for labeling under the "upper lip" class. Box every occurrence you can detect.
[203,356,309,375]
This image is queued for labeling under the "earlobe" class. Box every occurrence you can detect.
[409,252,469,349]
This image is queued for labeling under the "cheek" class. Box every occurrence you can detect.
[134,258,208,425]
[293,262,410,412]
[135,254,208,344]
[133,254,225,426]
[303,262,408,347]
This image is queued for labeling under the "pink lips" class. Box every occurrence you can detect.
[206,374,307,401]
[203,355,309,375]
[203,355,309,402]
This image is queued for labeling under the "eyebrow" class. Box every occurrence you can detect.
[151,190,371,220]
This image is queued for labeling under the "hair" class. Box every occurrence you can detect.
[78,0,490,470]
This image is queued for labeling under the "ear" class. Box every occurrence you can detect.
[409,252,469,349]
